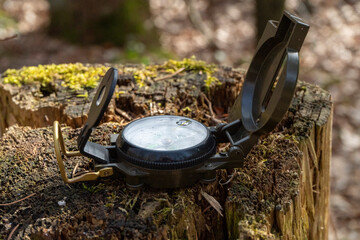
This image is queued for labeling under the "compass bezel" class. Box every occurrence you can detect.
[115,115,217,170]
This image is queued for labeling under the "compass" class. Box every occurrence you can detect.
[53,11,309,188]
[117,116,216,169]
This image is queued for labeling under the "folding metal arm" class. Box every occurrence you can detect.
[53,121,113,184]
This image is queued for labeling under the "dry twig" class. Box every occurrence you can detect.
[72,161,80,178]
[0,193,36,206]
[115,108,133,121]
[154,67,185,82]
[201,92,222,124]
[219,174,236,186]
[7,224,19,240]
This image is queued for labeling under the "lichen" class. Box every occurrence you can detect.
[2,63,109,91]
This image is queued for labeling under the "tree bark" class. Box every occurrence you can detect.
[0,64,331,239]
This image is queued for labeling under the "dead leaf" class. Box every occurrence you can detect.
[200,190,223,217]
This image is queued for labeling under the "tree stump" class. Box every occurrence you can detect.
[0,64,332,239]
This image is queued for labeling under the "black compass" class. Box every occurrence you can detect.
[53,11,309,189]
[116,116,216,170]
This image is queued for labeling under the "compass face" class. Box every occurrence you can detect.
[122,116,209,151]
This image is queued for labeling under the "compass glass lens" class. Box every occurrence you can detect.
[123,116,208,151]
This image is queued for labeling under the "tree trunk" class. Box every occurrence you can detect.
[0,64,331,239]
[48,0,158,46]
[255,0,286,41]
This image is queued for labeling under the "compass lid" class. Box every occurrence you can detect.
[231,12,309,134]
[77,67,118,149]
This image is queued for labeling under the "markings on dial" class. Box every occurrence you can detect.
[176,119,192,126]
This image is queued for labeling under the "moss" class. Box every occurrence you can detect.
[104,192,118,208]
[133,56,220,88]
[284,134,299,144]
[240,217,272,239]
[182,106,192,112]
[163,56,220,88]
[163,56,214,72]
[133,68,157,88]
[82,183,105,194]
[114,91,126,98]
[151,189,206,239]
[2,63,109,91]
[3,58,219,93]
[226,133,301,239]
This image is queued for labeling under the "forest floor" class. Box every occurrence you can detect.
[0,0,359,239]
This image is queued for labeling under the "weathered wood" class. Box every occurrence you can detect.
[0,64,331,239]
[225,82,332,239]
[0,81,90,136]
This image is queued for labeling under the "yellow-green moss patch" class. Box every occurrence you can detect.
[133,56,220,88]
[2,63,109,91]
[3,58,219,92]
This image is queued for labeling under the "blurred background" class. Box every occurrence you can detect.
[0,0,359,239]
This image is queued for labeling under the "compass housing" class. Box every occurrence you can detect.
[116,116,217,170]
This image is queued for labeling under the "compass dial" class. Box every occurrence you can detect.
[122,116,208,151]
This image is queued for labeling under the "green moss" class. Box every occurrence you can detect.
[82,183,104,194]
[133,68,157,88]
[153,198,174,226]
[182,106,192,112]
[3,58,220,92]
[284,134,299,144]
[104,192,117,208]
[133,56,220,88]
[163,56,214,72]
[3,63,109,91]
[114,91,126,98]
[163,56,220,88]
